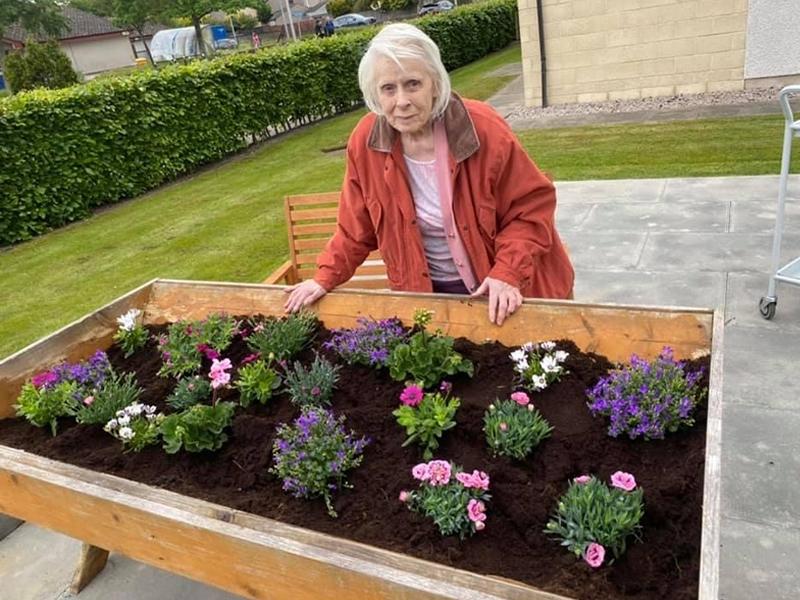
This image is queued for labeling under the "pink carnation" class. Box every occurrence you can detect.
[399,490,410,503]
[474,520,485,531]
[427,460,452,486]
[209,358,233,389]
[584,542,605,568]
[610,471,637,491]
[31,371,58,389]
[83,396,95,406]
[411,463,430,481]
[399,385,424,407]
[573,475,592,485]
[456,470,490,491]
[499,422,508,432]
[467,499,487,523]
[510,391,530,406]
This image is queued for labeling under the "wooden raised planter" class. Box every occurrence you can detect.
[0,279,722,600]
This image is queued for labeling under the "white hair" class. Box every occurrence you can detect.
[358,23,451,119]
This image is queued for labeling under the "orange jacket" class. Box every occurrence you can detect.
[314,94,574,298]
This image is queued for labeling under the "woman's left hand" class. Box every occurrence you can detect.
[470,277,523,326]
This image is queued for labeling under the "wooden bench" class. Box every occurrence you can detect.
[263,192,390,289]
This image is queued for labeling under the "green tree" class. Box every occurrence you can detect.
[255,2,272,24]
[0,0,66,72]
[155,1,248,58]
[5,38,79,93]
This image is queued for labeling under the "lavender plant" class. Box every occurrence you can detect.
[245,312,318,360]
[587,346,707,440]
[72,371,143,426]
[270,407,369,517]
[545,472,644,568]
[387,309,473,389]
[510,341,569,393]
[323,316,408,367]
[104,402,164,452]
[398,460,491,539]
[484,392,553,460]
[393,383,460,460]
[282,354,340,408]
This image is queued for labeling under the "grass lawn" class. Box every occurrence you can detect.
[0,41,796,359]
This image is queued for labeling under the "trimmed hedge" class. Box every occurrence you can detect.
[0,0,517,245]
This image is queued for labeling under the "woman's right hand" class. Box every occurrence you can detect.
[284,280,327,313]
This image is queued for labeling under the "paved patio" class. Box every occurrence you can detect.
[2,70,798,600]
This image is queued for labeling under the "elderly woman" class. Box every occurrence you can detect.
[285,23,573,325]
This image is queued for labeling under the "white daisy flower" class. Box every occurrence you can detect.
[117,415,131,427]
[116,308,141,332]
[555,350,569,363]
[509,349,527,363]
[105,418,118,431]
[540,341,556,352]
[118,427,134,440]
[541,355,559,373]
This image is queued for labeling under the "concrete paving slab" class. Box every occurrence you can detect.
[578,201,730,233]
[70,550,242,600]
[0,523,78,600]
[719,325,799,411]
[724,271,800,329]
[555,203,593,229]
[639,232,800,272]
[662,175,800,204]
[730,198,800,232]
[718,516,800,600]
[573,269,726,309]
[720,404,800,528]
[559,231,647,269]
[556,178,666,203]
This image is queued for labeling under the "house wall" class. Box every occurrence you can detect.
[744,0,800,87]
[60,33,135,77]
[519,0,752,107]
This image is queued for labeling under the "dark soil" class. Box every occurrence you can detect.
[0,325,709,600]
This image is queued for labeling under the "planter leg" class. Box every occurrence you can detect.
[69,543,110,594]
[0,514,23,540]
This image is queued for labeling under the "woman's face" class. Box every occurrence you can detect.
[376,57,436,136]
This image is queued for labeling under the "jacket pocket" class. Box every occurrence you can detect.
[477,204,497,240]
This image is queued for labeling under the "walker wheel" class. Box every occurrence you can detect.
[759,297,777,320]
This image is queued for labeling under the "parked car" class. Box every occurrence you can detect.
[418,0,454,16]
[332,13,377,29]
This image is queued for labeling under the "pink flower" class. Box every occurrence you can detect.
[456,470,490,491]
[610,471,637,491]
[411,463,430,481]
[427,460,452,486]
[474,520,485,531]
[311,386,321,397]
[467,499,487,523]
[241,353,261,365]
[399,385,424,407]
[399,490,410,503]
[499,422,508,432]
[439,381,452,394]
[584,542,605,568]
[83,395,95,406]
[511,391,530,406]
[573,475,592,485]
[31,371,57,389]
[209,358,233,389]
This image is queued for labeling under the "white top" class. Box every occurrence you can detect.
[403,154,461,281]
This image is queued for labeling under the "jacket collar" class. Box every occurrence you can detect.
[366,93,480,163]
